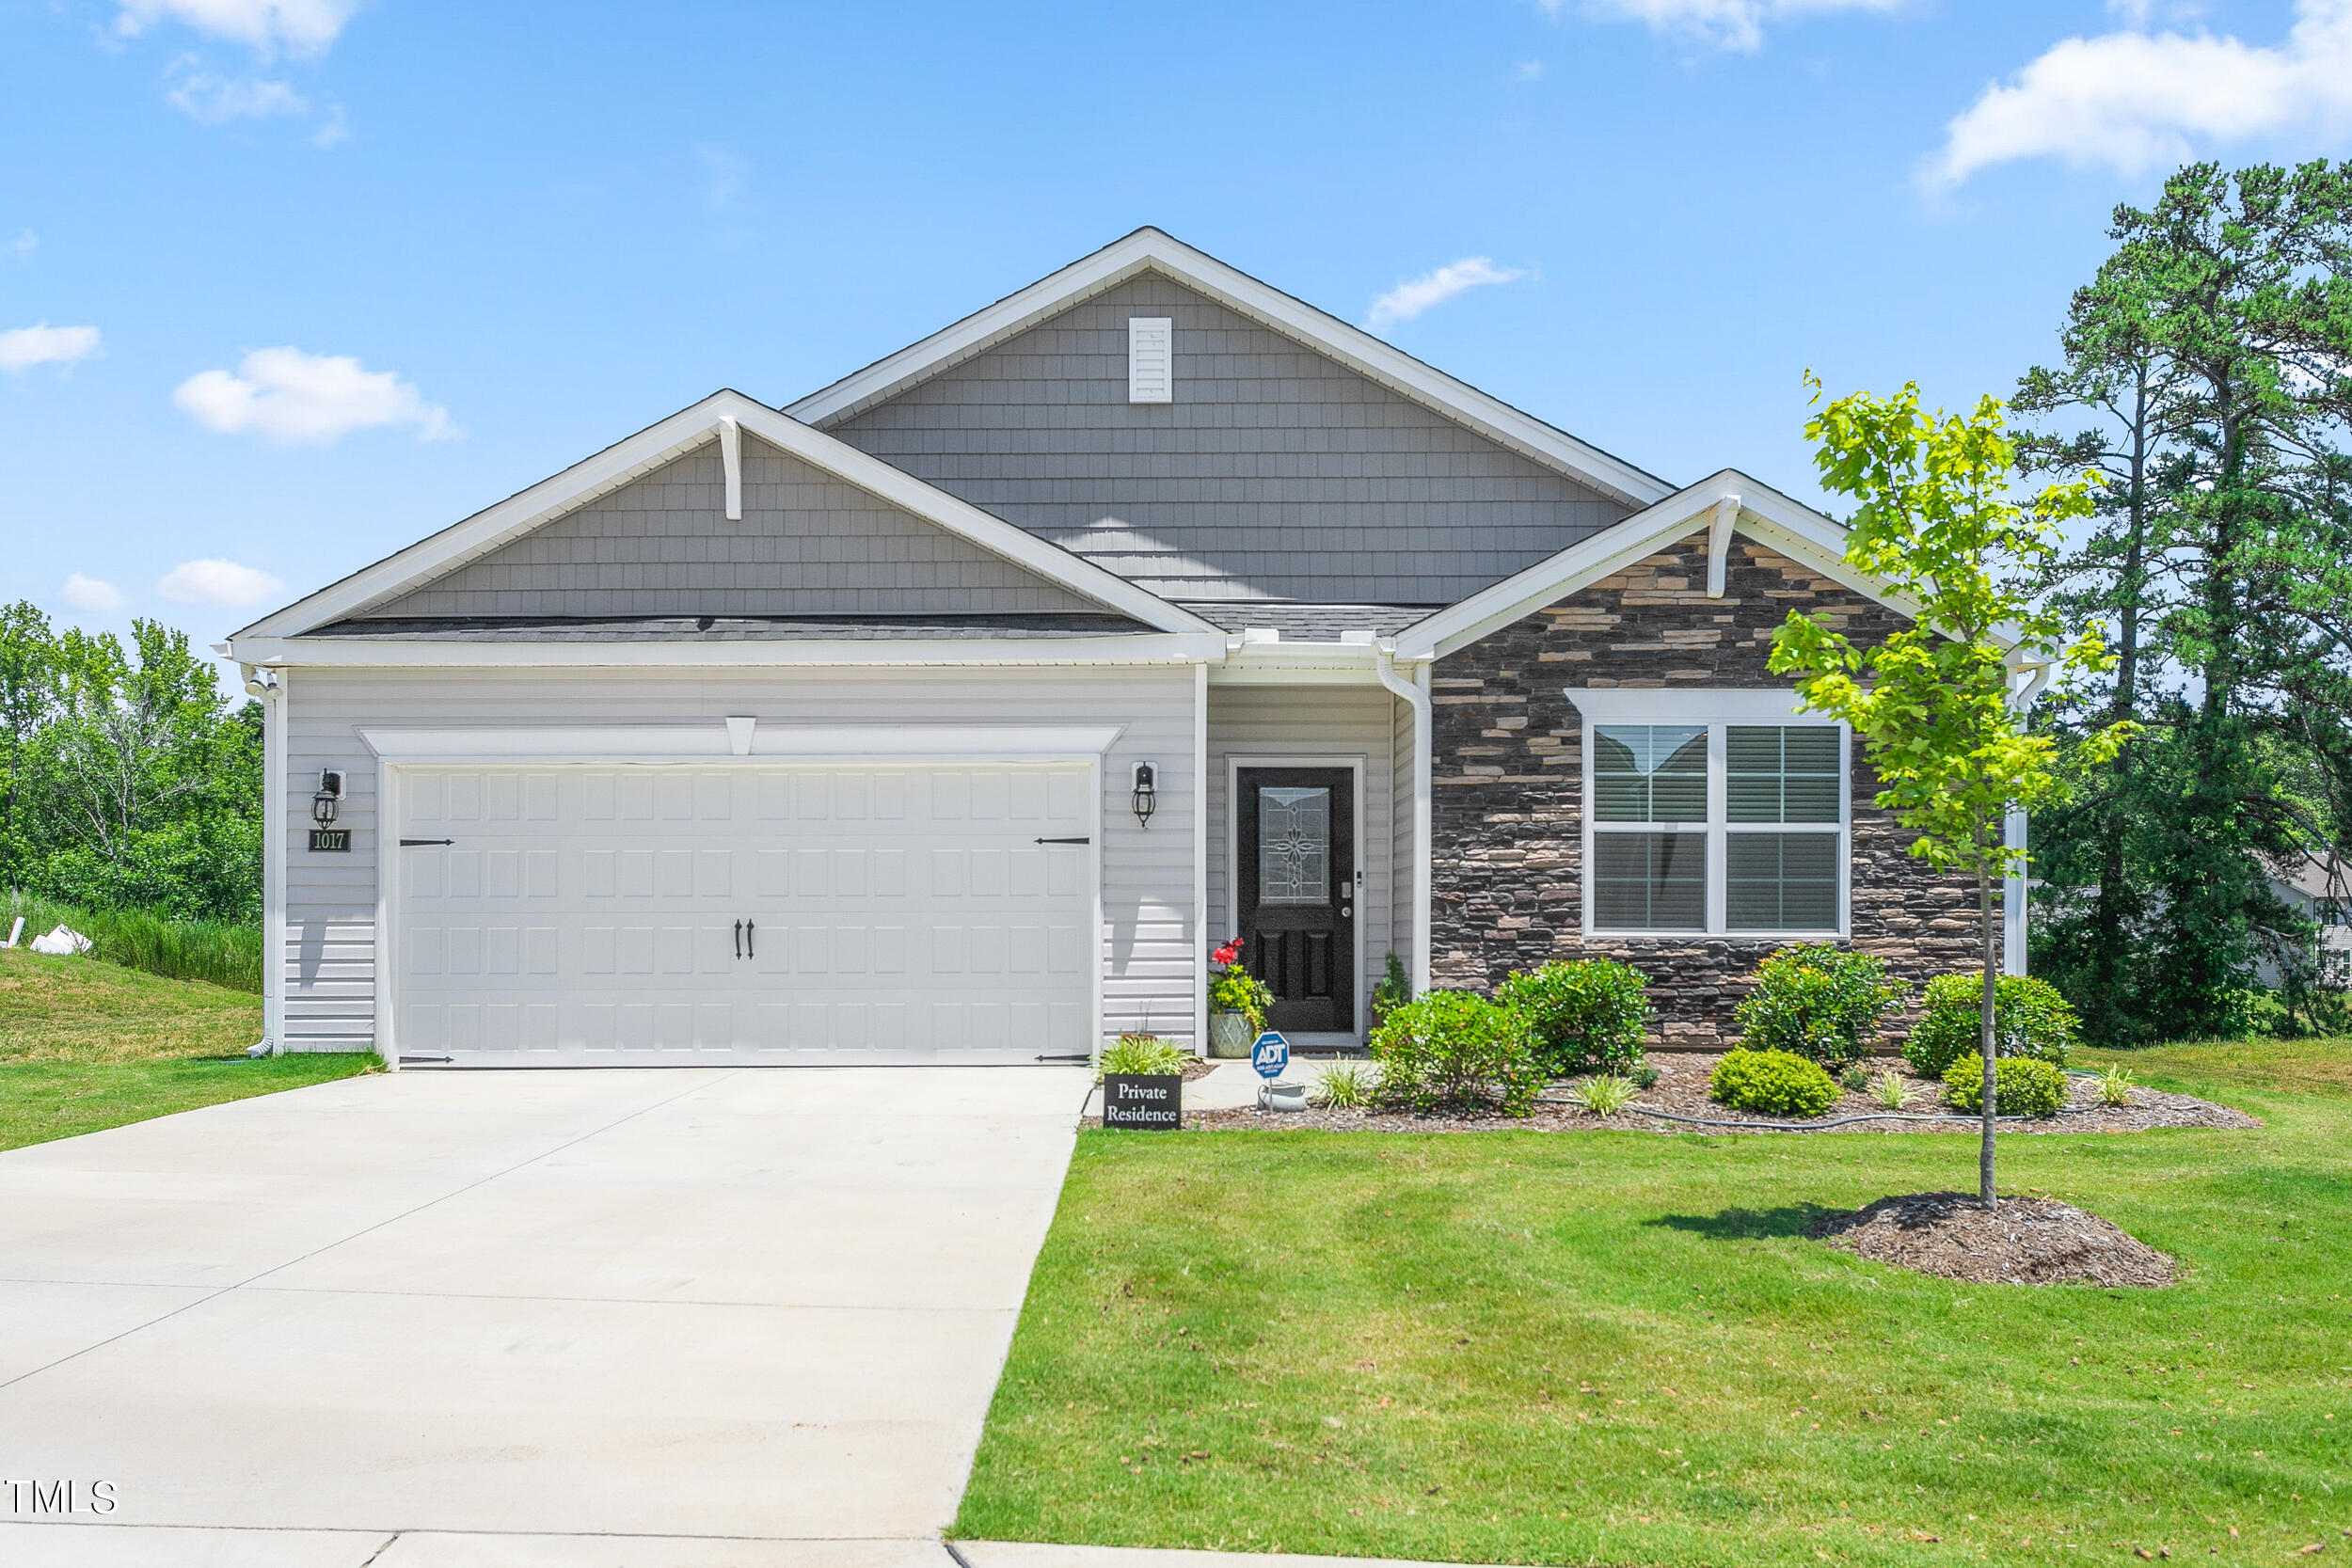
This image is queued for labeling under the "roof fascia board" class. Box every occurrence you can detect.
[224,630,1231,669]
[1394,468,1949,662]
[234,390,1215,641]
[785,229,1674,510]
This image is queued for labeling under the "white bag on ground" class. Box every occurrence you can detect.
[29,925,92,956]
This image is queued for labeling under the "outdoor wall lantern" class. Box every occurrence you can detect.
[312,769,345,827]
[1131,761,1158,828]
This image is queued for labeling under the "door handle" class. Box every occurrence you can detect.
[744,919,755,959]
[733,919,742,959]
[1341,905,1352,918]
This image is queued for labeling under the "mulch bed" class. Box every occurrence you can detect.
[1810,1192,2177,1287]
[1161,1052,2258,1136]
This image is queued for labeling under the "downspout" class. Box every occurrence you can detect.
[250,664,289,1054]
[2002,658,2053,977]
[1375,645,1433,996]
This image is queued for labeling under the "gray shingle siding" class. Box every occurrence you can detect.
[368,435,1104,620]
[820,274,1631,605]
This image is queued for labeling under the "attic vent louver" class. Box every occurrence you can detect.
[1128,317,1172,404]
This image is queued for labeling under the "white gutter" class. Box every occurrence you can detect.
[1375,645,1434,996]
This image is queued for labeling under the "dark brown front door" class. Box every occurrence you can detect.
[1236,767,1355,1034]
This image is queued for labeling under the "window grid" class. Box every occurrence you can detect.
[1584,721,1848,937]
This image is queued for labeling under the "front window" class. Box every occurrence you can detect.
[1585,721,1847,935]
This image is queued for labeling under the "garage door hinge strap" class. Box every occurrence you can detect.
[1035,836,1090,845]
[400,838,454,847]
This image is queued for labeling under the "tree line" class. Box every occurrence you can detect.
[2018,160,2352,1043]
[0,604,262,924]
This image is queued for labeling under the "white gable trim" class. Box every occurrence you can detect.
[783,228,1673,511]
[230,389,1218,642]
[1391,469,1946,662]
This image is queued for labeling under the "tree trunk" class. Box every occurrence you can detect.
[1979,863,1998,1212]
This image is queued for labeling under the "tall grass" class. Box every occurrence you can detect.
[3,893,262,994]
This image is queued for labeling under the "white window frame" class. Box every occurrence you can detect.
[1567,689,1850,942]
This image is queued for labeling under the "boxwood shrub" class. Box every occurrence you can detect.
[1939,1052,2070,1117]
[1904,973,2081,1077]
[1369,990,1542,1117]
[1731,944,1904,1069]
[1708,1048,1840,1117]
[1494,958,1653,1077]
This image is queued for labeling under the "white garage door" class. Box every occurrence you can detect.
[392,763,1094,1066]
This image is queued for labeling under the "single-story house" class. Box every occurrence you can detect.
[225,229,2031,1067]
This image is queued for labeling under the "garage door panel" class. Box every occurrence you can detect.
[397,761,1094,1066]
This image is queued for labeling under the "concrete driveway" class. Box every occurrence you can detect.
[0,1065,1091,1567]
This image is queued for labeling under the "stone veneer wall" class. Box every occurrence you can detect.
[1428,531,1986,1047]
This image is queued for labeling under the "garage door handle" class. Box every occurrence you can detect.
[744,919,755,959]
[1035,836,1090,845]
[400,838,454,847]
[733,919,741,959]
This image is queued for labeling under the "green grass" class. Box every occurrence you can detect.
[957,1040,2352,1566]
[0,946,373,1152]
[5,893,262,992]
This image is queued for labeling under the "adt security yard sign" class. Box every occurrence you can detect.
[1251,1031,1289,1079]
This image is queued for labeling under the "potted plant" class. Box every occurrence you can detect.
[1207,937,1272,1057]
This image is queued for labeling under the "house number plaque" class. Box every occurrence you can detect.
[309,829,351,852]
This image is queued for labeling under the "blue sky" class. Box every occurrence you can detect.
[6,0,2350,656]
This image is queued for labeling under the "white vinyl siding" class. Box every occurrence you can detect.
[279,664,1198,1056]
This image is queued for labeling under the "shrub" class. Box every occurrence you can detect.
[1494,958,1652,1076]
[1312,1061,1380,1109]
[1371,952,1412,1026]
[1369,990,1542,1117]
[2094,1065,2137,1108]
[1939,1053,2070,1117]
[1838,1064,1869,1093]
[1630,1063,1661,1090]
[1904,974,2082,1077]
[1708,1048,1840,1117]
[1096,1034,1187,1080]
[1731,945,1905,1069]
[1872,1069,1910,1109]
[1563,1072,1638,1117]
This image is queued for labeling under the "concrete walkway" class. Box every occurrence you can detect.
[0,1065,1091,1565]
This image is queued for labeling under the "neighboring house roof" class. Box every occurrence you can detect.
[789,230,1666,606]
[230,390,1221,644]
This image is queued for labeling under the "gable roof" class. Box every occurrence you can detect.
[785,228,1675,513]
[1390,469,1941,661]
[230,390,1221,642]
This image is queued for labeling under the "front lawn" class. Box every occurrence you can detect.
[957,1041,2351,1566]
[0,947,374,1151]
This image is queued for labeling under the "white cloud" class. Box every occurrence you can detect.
[165,66,309,123]
[311,102,348,148]
[1559,0,1901,53]
[1927,0,2352,188]
[59,575,128,614]
[1369,258,1529,330]
[114,0,360,59]
[0,323,102,372]
[1516,58,1547,79]
[173,346,455,444]
[697,144,751,212]
[10,230,34,261]
[157,558,284,608]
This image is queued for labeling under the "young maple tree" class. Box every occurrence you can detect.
[1770,376,2131,1210]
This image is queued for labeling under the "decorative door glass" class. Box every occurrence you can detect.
[1257,786,1331,906]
